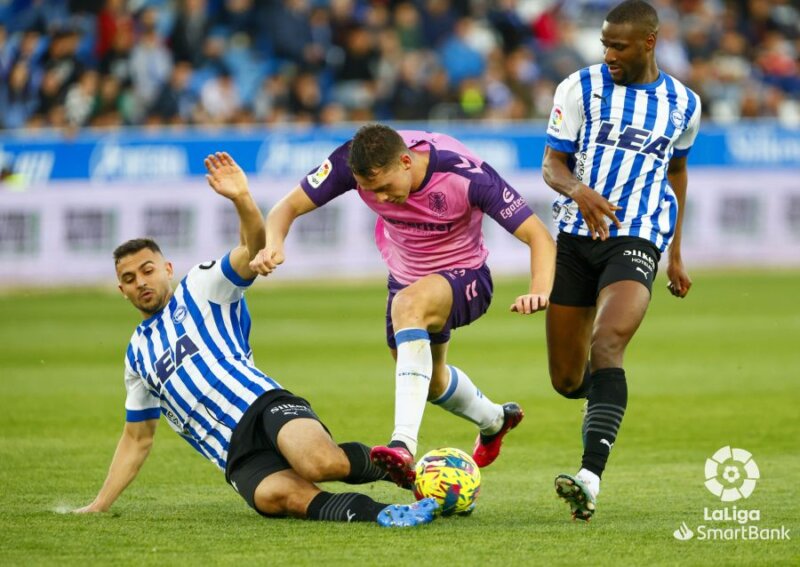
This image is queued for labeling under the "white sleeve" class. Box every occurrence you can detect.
[673,95,702,157]
[124,345,160,422]
[545,74,585,154]
[185,252,256,305]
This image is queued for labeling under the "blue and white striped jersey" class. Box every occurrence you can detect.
[123,253,281,471]
[546,64,701,252]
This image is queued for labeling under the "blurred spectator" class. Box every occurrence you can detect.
[199,67,241,124]
[64,69,98,127]
[252,73,291,124]
[92,74,131,127]
[169,0,210,67]
[0,61,38,128]
[148,61,197,125]
[289,71,324,122]
[96,0,133,60]
[129,8,173,117]
[332,25,378,116]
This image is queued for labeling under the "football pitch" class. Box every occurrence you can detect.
[1,270,797,566]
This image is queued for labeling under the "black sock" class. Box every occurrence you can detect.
[581,367,627,479]
[339,442,389,484]
[562,365,592,399]
[306,492,388,522]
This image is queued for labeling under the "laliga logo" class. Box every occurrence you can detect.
[704,446,760,502]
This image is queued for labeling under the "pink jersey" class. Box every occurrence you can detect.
[300,130,533,284]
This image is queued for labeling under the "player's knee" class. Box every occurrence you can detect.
[390,290,422,325]
[550,373,584,397]
[591,329,628,365]
[253,484,286,516]
[548,361,585,396]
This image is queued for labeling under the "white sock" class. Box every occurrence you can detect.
[391,328,432,456]
[577,468,601,498]
[431,365,504,434]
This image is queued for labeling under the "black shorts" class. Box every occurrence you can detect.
[225,389,326,514]
[551,233,661,307]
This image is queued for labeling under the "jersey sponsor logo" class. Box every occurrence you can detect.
[549,106,564,133]
[306,159,332,189]
[500,197,526,220]
[428,192,448,216]
[670,110,685,129]
[382,216,454,233]
[595,121,671,160]
[154,334,200,384]
[502,187,515,204]
[172,305,188,324]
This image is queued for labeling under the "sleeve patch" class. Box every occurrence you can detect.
[548,106,565,134]
[306,159,333,189]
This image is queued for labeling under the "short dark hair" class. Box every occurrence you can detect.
[113,238,162,265]
[606,0,659,34]
[347,124,409,178]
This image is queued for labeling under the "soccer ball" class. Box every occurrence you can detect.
[413,447,481,516]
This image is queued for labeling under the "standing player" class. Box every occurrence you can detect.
[542,0,700,520]
[75,152,438,528]
[249,124,556,486]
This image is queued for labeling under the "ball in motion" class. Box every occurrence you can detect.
[413,447,481,516]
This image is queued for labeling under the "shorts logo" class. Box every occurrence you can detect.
[428,192,448,216]
[670,110,685,129]
[306,159,332,189]
[549,106,564,133]
[623,248,656,271]
[172,305,187,324]
[705,446,760,502]
[271,403,311,417]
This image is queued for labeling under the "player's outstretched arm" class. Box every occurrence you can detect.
[204,152,265,281]
[249,186,318,276]
[510,215,556,314]
[542,146,621,241]
[666,156,692,298]
[74,419,157,513]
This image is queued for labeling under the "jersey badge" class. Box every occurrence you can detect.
[307,159,333,189]
[172,305,188,324]
[670,110,684,129]
[428,191,448,217]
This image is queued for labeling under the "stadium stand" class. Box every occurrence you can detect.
[0,0,798,129]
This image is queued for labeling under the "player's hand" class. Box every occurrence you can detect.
[573,185,622,241]
[666,258,692,298]
[204,152,249,200]
[510,293,549,314]
[249,245,285,276]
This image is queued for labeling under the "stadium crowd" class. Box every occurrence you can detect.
[0,0,798,130]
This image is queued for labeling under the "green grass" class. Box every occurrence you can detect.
[1,271,798,565]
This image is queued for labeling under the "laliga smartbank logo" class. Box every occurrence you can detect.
[704,446,759,501]
[672,446,791,542]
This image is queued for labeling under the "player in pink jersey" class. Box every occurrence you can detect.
[250,124,555,487]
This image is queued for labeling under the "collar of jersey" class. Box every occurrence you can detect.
[411,143,438,194]
[139,293,176,327]
[602,64,665,90]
